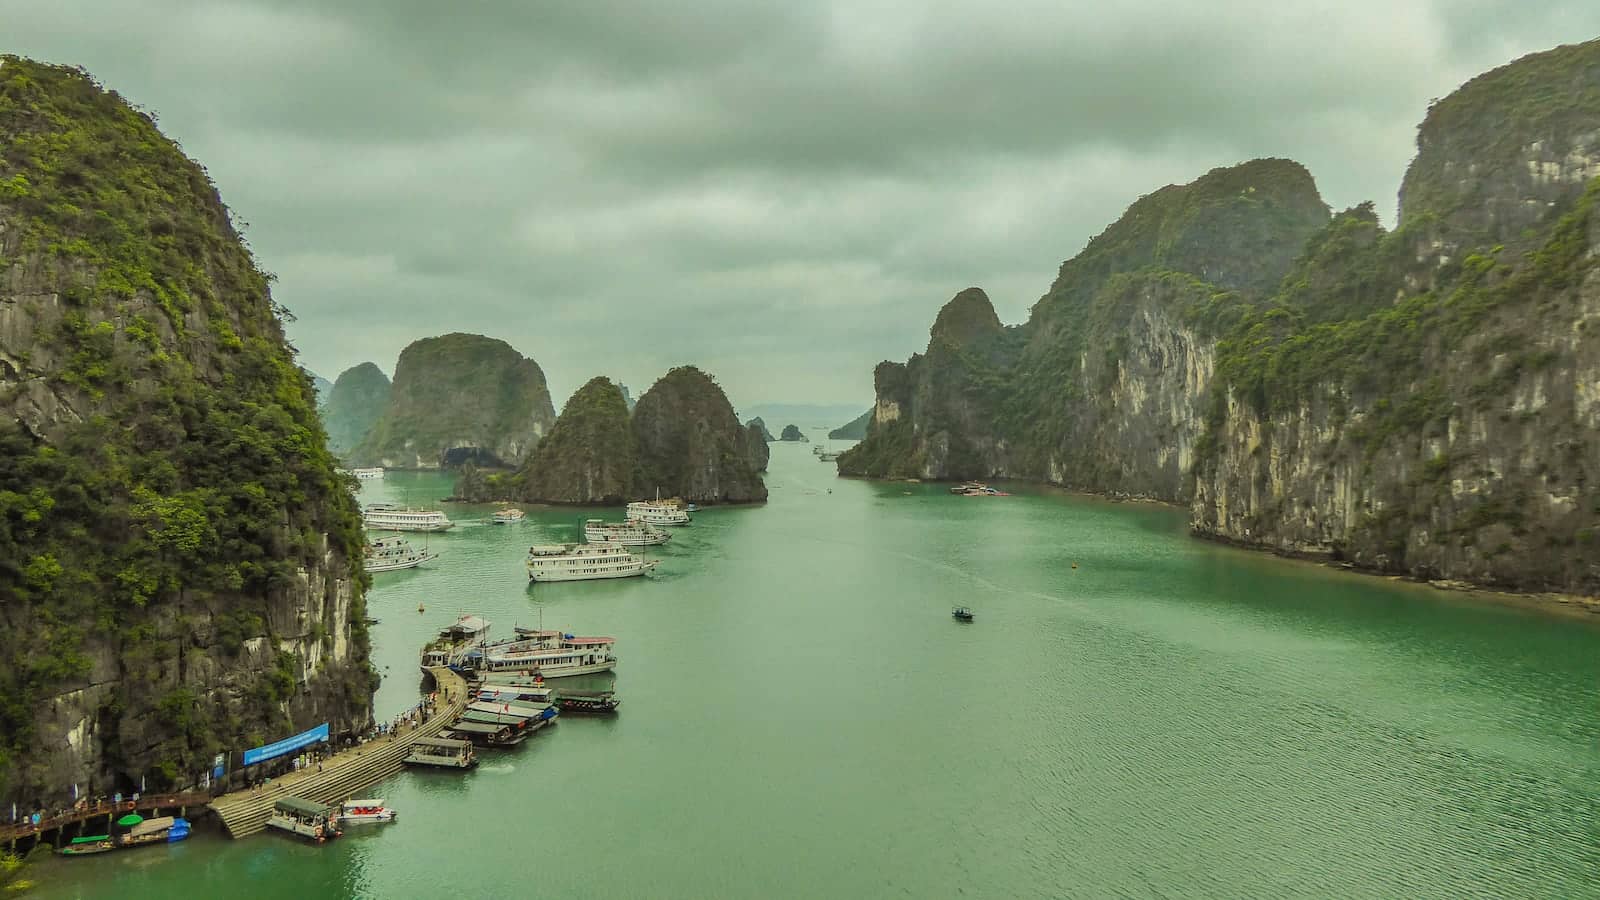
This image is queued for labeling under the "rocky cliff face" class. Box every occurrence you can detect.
[322,361,390,456]
[633,367,767,503]
[778,424,809,442]
[840,157,1329,483]
[746,422,771,472]
[352,333,554,469]
[514,376,639,504]
[747,417,774,442]
[842,39,1600,595]
[0,58,372,804]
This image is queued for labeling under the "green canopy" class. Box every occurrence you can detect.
[117,813,144,827]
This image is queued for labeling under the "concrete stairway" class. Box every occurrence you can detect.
[209,668,467,838]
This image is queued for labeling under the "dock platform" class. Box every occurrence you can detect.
[207,667,467,838]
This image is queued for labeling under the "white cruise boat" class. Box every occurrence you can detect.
[364,537,438,573]
[584,518,670,546]
[351,467,385,480]
[526,543,656,582]
[625,499,690,526]
[471,630,618,677]
[364,503,453,532]
[492,508,525,524]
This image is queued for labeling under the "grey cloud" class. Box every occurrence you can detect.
[6,0,1600,406]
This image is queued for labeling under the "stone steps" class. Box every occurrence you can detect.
[209,668,467,838]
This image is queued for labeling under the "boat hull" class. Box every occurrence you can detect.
[364,552,438,573]
[478,661,617,679]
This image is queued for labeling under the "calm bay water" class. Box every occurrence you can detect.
[31,434,1600,898]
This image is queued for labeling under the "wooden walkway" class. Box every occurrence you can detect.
[208,667,468,838]
[1,792,211,850]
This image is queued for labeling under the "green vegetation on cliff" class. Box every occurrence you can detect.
[322,362,390,455]
[0,58,371,802]
[828,409,872,440]
[513,376,639,504]
[352,333,554,468]
[633,367,767,503]
[841,162,1330,483]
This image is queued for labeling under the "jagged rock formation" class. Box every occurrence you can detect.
[829,409,872,440]
[747,417,775,442]
[841,38,1600,595]
[746,422,771,472]
[779,424,809,442]
[632,367,767,503]
[0,58,373,805]
[619,383,635,412]
[351,333,554,469]
[513,376,640,504]
[322,362,390,456]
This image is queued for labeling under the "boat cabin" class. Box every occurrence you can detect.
[448,721,526,746]
[404,736,478,769]
[268,797,341,842]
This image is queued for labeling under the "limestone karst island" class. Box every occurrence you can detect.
[1,18,1598,899]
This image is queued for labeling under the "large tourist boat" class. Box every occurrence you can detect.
[625,499,691,526]
[466,629,619,678]
[583,518,670,546]
[267,797,342,842]
[338,799,397,826]
[492,508,525,524]
[364,536,438,573]
[525,543,656,582]
[363,503,454,532]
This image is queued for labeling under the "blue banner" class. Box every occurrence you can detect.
[242,722,329,766]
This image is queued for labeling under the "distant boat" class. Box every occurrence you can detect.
[363,503,454,532]
[626,499,691,526]
[584,518,670,546]
[952,607,974,622]
[351,467,385,480]
[962,487,1010,497]
[492,508,526,524]
[950,482,987,494]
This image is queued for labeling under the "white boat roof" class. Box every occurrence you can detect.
[447,615,490,634]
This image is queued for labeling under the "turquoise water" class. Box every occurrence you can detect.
[30,434,1600,898]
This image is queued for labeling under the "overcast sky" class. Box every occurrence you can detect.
[8,3,1599,410]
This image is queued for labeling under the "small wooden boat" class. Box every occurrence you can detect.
[115,814,191,847]
[59,835,116,856]
[952,607,975,622]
